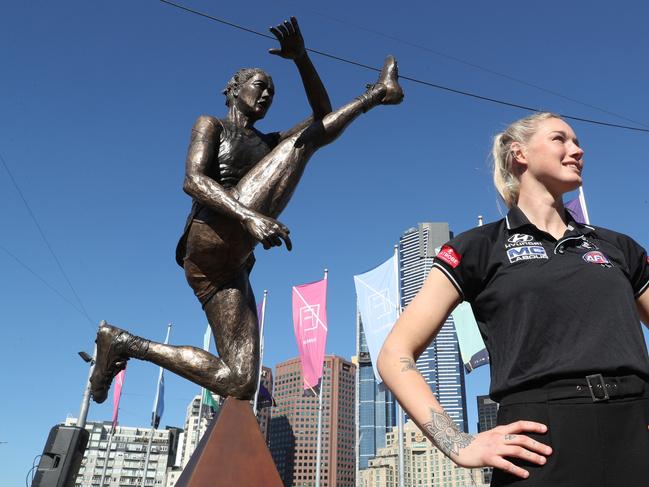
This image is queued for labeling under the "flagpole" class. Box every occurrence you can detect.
[314,376,325,487]
[315,269,328,487]
[578,186,591,225]
[354,309,360,484]
[141,324,172,487]
[141,429,155,487]
[98,424,115,487]
[253,289,269,415]
[393,245,405,487]
[194,394,204,452]
[194,325,211,451]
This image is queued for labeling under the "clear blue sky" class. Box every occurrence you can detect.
[2,1,648,484]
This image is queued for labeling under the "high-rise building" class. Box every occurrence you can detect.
[476,395,499,485]
[358,419,487,487]
[269,355,356,487]
[64,418,181,487]
[179,393,221,468]
[357,315,396,471]
[476,395,498,433]
[399,223,468,432]
[165,392,222,487]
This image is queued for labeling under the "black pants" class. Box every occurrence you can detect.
[491,376,649,487]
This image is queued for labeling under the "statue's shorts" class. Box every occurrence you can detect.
[181,214,256,307]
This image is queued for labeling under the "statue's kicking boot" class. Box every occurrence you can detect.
[357,55,404,111]
[90,323,149,403]
[376,55,404,105]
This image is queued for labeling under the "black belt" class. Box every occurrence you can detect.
[500,374,647,406]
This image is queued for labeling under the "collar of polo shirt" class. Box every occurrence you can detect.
[505,205,595,238]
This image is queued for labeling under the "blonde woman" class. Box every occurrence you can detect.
[378,112,649,486]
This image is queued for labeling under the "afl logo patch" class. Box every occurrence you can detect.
[508,233,534,243]
[437,245,461,268]
[583,251,611,265]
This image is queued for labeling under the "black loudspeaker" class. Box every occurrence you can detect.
[32,425,89,487]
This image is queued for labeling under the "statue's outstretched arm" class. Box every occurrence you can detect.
[269,17,332,140]
[183,116,292,250]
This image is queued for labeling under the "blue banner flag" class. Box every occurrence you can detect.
[151,374,165,428]
[354,255,399,383]
[151,324,171,428]
[451,302,489,373]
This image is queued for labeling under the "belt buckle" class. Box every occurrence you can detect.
[586,374,609,402]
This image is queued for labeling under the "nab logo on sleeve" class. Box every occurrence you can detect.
[507,245,548,263]
[437,245,461,268]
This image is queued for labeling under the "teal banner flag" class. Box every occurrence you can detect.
[451,302,489,372]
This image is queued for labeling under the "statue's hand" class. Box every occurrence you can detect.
[269,17,306,60]
[243,213,293,251]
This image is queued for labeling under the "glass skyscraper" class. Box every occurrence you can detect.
[356,315,396,471]
[477,395,498,433]
[399,222,468,432]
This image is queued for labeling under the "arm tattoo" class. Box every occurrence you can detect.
[399,357,418,372]
[423,409,475,457]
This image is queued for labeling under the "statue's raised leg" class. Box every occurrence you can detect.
[237,55,403,219]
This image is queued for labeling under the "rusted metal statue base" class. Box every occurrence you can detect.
[175,398,283,487]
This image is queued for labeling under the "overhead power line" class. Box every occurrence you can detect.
[277,1,649,130]
[159,0,649,134]
[0,151,95,325]
[0,244,90,319]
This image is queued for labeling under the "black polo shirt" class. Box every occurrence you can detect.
[433,206,649,401]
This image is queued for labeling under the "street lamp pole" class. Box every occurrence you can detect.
[78,323,101,428]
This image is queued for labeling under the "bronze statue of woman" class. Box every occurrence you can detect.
[90,17,403,403]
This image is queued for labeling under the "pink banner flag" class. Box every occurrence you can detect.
[292,278,328,390]
[112,368,126,428]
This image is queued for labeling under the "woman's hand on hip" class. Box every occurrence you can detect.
[446,420,552,479]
